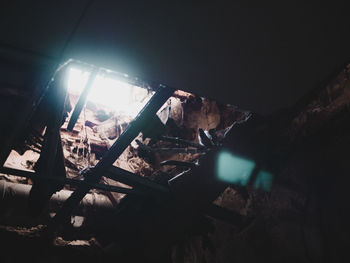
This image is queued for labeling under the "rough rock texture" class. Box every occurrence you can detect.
[170,64,350,263]
[0,225,104,263]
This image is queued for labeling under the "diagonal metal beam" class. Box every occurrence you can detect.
[67,67,98,131]
[105,166,169,194]
[52,85,175,224]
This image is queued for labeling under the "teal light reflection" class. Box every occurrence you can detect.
[254,170,273,191]
[215,150,255,186]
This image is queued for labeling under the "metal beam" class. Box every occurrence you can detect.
[105,166,169,194]
[159,135,205,149]
[0,60,73,168]
[67,68,98,131]
[0,166,146,195]
[52,85,175,224]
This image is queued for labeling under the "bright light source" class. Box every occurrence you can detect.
[67,67,150,117]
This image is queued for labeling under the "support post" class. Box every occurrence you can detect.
[67,68,98,131]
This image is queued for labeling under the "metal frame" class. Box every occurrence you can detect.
[0,60,175,226]
[0,59,244,229]
[53,83,174,224]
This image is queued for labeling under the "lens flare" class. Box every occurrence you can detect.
[254,170,273,191]
[215,150,273,191]
[215,150,255,186]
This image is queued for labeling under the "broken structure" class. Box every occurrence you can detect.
[1,60,350,263]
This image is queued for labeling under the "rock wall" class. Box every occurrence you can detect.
[170,64,350,263]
